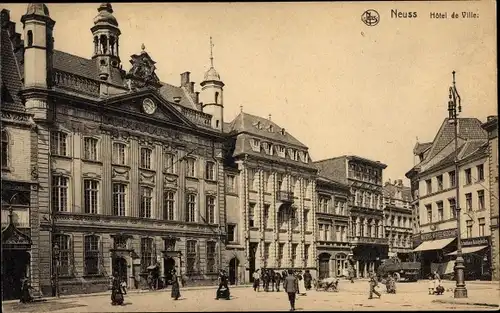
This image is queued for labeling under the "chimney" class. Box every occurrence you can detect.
[195,91,200,104]
[268,114,272,121]
[487,115,497,122]
[189,82,195,93]
[181,72,190,87]
[398,179,403,187]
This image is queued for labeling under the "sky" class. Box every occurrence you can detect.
[4,2,497,183]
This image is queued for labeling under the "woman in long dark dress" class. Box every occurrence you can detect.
[111,274,124,306]
[19,278,33,303]
[303,270,312,291]
[171,270,181,300]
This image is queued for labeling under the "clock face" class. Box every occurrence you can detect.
[142,98,156,114]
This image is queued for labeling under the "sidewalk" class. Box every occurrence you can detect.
[2,284,253,305]
[431,290,500,308]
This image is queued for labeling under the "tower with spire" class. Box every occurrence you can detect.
[200,36,224,131]
[91,3,121,81]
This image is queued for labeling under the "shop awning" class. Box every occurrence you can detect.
[446,245,488,256]
[413,237,455,252]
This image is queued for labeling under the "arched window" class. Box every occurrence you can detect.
[27,30,33,47]
[109,36,115,56]
[1,130,8,168]
[93,36,98,55]
[100,35,108,54]
[215,91,219,104]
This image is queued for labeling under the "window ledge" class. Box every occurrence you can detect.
[139,167,156,173]
[82,159,102,165]
[52,155,72,160]
[112,163,130,168]
[205,179,217,184]
[186,176,199,181]
[164,172,178,177]
[82,274,105,278]
[226,191,238,196]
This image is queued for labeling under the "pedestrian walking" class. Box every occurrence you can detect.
[120,280,127,295]
[283,269,299,311]
[368,270,381,299]
[216,269,230,300]
[385,275,396,294]
[19,277,33,303]
[110,273,124,306]
[253,270,261,292]
[275,271,282,292]
[171,270,181,300]
[297,271,306,295]
[303,270,312,291]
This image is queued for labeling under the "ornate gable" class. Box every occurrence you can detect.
[126,45,161,89]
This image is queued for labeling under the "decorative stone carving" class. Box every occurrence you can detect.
[140,171,155,184]
[112,167,130,180]
[1,111,32,122]
[103,115,182,140]
[31,165,39,180]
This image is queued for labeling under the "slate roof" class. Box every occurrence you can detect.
[226,112,307,148]
[1,14,24,111]
[313,157,348,185]
[383,181,411,201]
[414,142,432,155]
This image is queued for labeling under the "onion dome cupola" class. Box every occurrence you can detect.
[200,37,224,131]
[91,3,121,80]
[21,3,55,89]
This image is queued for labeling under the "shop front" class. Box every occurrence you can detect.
[447,236,491,281]
[412,229,458,279]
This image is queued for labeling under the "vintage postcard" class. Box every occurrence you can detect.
[1,1,497,312]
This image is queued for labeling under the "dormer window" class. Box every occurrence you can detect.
[262,142,273,155]
[250,138,261,152]
[254,121,262,130]
[299,151,308,163]
[281,128,286,135]
[268,125,274,132]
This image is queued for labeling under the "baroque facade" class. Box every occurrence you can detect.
[481,116,499,281]
[406,117,492,280]
[1,4,228,298]
[314,156,389,278]
[223,113,318,284]
[382,179,413,260]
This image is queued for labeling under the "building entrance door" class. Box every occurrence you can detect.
[2,250,30,300]
[112,257,128,283]
[229,258,239,285]
[319,253,330,279]
[164,257,176,285]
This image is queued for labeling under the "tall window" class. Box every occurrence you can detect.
[205,161,216,180]
[140,238,154,272]
[84,180,99,214]
[465,168,472,185]
[186,158,196,177]
[304,244,309,265]
[247,168,256,191]
[465,193,472,211]
[52,176,69,212]
[248,203,255,227]
[164,153,176,174]
[449,198,457,219]
[426,179,432,194]
[263,204,270,228]
[264,243,270,267]
[304,210,309,231]
[83,137,98,160]
[367,222,372,238]
[113,183,126,216]
[291,244,298,267]
[478,190,485,210]
[112,142,126,165]
[276,173,284,191]
[478,218,485,236]
[140,187,153,218]
[278,207,286,228]
[84,235,100,275]
[186,194,197,222]
[163,190,175,220]
[291,208,298,229]
[477,164,485,181]
[54,234,71,276]
[278,243,284,267]
[226,175,236,193]
[206,241,216,273]
[426,204,432,223]
[437,201,444,221]
[448,171,456,187]
[140,148,152,169]
[437,175,443,191]
[1,130,8,168]
[262,171,269,192]
[50,131,67,156]
[186,240,197,274]
[206,195,216,224]
[227,224,236,243]
[466,220,473,238]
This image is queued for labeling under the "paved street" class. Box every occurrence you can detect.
[3,280,498,312]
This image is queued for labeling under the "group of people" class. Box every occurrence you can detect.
[252,269,313,294]
[428,271,444,295]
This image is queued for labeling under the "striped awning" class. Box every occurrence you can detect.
[412,237,455,252]
[446,245,488,256]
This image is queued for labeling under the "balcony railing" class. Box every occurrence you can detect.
[277,190,294,203]
[350,236,389,245]
[53,70,100,96]
[180,107,212,127]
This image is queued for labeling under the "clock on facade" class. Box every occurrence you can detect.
[142,98,156,114]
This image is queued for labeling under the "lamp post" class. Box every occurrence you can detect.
[53,243,60,298]
[448,70,467,298]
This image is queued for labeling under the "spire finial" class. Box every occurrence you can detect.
[240,105,243,113]
[210,36,214,68]
[452,70,456,86]
[141,43,145,52]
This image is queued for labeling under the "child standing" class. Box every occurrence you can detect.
[428,275,435,295]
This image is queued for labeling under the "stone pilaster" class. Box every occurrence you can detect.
[73,133,82,213]
[130,137,139,217]
[178,150,186,222]
[155,143,163,220]
[102,133,112,215]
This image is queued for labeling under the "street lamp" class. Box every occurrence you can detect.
[448,70,467,298]
[53,243,60,298]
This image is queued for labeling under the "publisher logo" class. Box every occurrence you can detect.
[361,9,380,26]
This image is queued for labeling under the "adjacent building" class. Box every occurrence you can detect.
[382,179,413,261]
[406,117,491,280]
[223,113,318,284]
[1,3,229,298]
[481,116,499,281]
[314,156,389,278]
